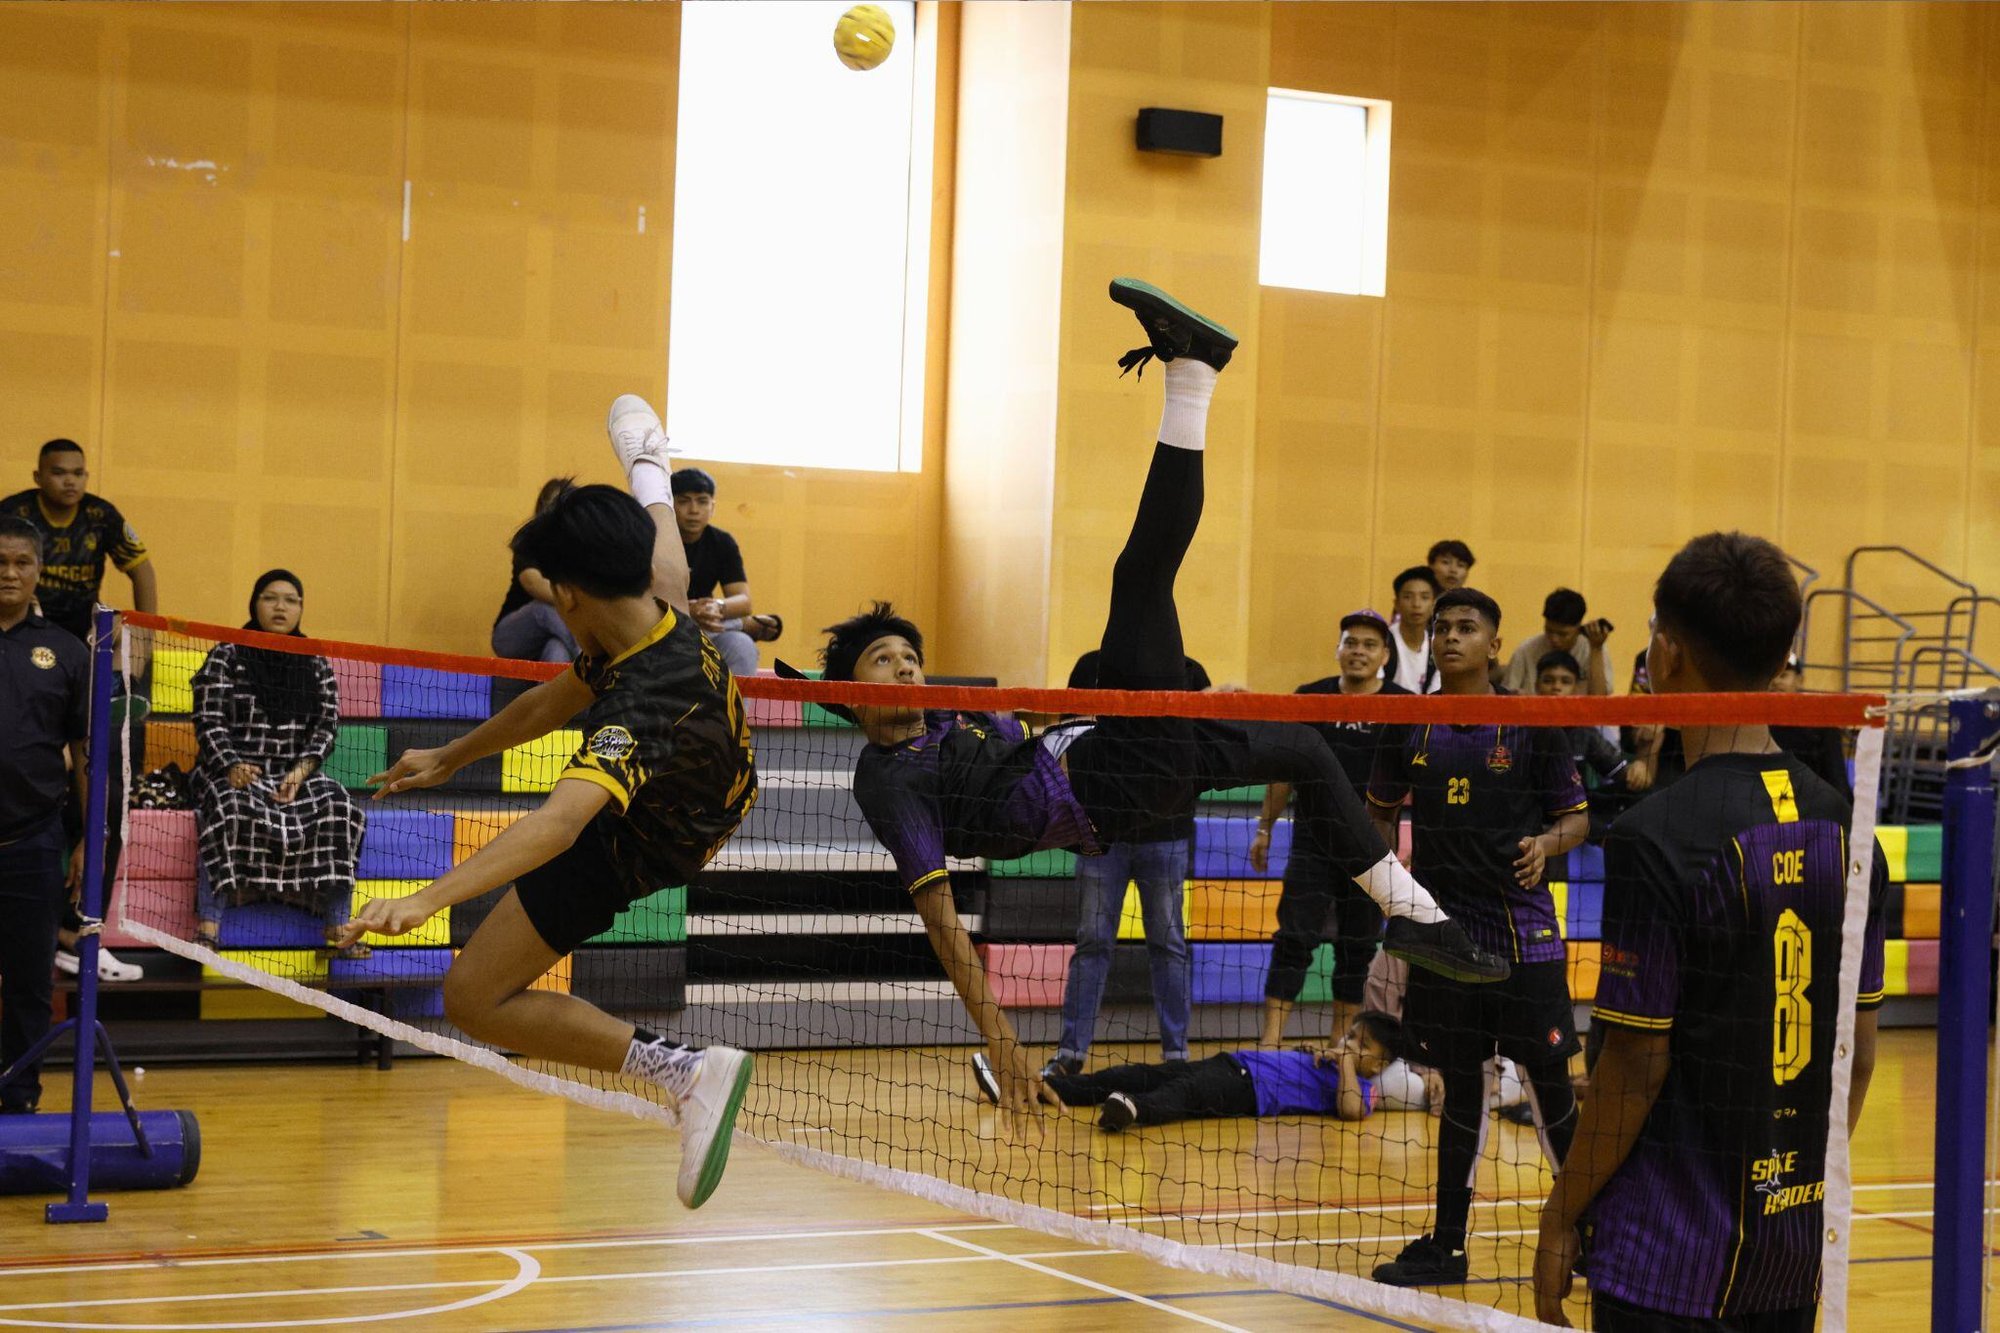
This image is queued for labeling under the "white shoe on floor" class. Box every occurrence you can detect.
[675,1045,754,1210]
[606,394,676,478]
[54,947,145,983]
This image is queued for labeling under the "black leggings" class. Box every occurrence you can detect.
[1433,1053,1577,1252]
[1266,852,1383,1004]
[1045,1053,1257,1125]
[1068,443,1390,878]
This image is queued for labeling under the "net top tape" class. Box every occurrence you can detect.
[125,611,1884,728]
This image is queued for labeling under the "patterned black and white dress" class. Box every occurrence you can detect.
[191,644,365,918]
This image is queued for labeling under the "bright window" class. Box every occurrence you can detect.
[1258,89,1390,297]
[670,1,928,472]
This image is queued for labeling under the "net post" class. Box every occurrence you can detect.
[45,606,119,1224]
[1935,690,2000,1332]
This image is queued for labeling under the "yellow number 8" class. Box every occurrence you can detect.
[1772,908,1812,1085]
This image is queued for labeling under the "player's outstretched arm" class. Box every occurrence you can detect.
[909,877,1060,1113]
[339,778,611,946]
[371,669,596,797]
[1533,1025,1669,1325]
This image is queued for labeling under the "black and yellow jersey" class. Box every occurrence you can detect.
[561,606,757,890]
[0,491,149,642]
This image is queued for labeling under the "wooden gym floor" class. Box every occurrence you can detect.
[0,1029,1949,1330]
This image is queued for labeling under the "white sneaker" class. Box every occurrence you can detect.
[606,394,676,478]
[54,947,145,983]
[675,1045,754,1210]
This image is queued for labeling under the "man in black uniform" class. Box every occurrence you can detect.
[348,397,758,1210]
[3,437,159,984]
[1368,587,1591,1288]
[0,517,90,1113]
[1250,607,1410,1045]
[1535,534,1888,1330]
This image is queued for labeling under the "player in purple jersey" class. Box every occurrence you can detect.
[1534,533,1888,1331]
[1367,587,1591,1288]
[811,280,1507,1114]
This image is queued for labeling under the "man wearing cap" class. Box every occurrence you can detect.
[672,467,779,677]
[1250,609,1410,1045]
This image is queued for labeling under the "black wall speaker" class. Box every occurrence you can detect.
[1136,107,1223,158]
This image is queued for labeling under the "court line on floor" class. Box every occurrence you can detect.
[918,1229,1254,1331]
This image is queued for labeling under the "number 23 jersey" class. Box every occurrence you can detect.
[1587,752,1888,1319]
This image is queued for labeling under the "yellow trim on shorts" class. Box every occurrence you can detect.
[907,868,949,893]
[1592,1006,1673,1032]
[559,766,630,811]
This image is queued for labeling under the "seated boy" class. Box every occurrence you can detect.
[1534,649,1629,787]
[1036,1010,1407,1131]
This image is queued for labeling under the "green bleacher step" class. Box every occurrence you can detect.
[591,885,687,945]
[990,849,1078,879]
[325,723,388,790]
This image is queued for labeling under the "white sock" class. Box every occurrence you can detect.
[1157,358,1217,452]
[621,1033,701,1102]
[1354,854,1447,924]
[628,458,671,510]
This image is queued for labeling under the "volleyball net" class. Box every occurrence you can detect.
[99,609,1950,1330]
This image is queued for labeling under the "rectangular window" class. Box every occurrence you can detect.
[1258,89,1390,297]
[670,1,929,472]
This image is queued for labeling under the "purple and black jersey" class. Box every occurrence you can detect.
[852,710,1098,893]
[1365,706,1587,964]
[1587,753,1889,1319]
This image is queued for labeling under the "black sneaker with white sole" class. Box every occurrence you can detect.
[1371,1234,1469,1287]
[1383,916,1511,984]
[1098,1092,1138,1133]
[969,1051,1000,1106]
[1108,277,1239,377]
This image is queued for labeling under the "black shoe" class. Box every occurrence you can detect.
[1371,1234,1468,1287]
[969,1051,1000,1106]
[1099,1092,1138,1132]
[1039,1055,1081,1081]
[1498,1100,1538,1126]
[1108,277,1239,376]
[1384,916,1511,984]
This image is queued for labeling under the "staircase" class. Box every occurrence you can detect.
[1801,547,2000,823]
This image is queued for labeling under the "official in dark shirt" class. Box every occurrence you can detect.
[0,517,90,1113]
[1537,534,1887,1331]
[1252,608,1411,1045]
[673,468,770,677]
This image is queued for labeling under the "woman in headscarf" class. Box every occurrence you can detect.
[190,570,368,957]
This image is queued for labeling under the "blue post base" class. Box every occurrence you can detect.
[46,1200,109,1224]
[0,1110,201,1201]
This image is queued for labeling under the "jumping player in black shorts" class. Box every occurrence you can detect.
[343,397,758,1210]
[1367,586,1591,1289]
[810,280,1508,1113]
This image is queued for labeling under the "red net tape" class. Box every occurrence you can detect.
[124,611,1883,727]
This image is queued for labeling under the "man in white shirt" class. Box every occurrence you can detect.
[1387,565,1441,694]
[1499,587,1612,695]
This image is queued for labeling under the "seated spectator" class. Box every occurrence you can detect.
[1534,651,1628,788]
[1500,587,1612,695]
[1624,647,1683,793]
[1427,539,1476,592]
[492,478,580,664]
[1043,650,1201,1078]
[191,571,367,956]
[1769,653,1852,799]
[1387,566,1440,694]
[674,468,780,677]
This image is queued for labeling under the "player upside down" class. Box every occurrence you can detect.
[806,279,1509,1112]
[342,397,757,1210]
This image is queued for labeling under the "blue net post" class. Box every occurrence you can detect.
[1934,690,2000,1332]
[45,606,118,1224]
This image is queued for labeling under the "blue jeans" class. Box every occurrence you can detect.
[1060,838,1191,1063]
[491,602,577,665]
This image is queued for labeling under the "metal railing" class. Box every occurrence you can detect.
[1882,645,2000,823]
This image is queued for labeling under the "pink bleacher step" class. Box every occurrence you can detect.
[745,693,804,729]
[108,876,195,947]
[332,659,382,718]
[977,943,1073,1008]
[125,809,198,881]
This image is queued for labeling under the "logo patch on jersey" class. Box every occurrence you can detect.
[30,646,56,670]
[1487,744,1513,774]
[1547,1026,1564,1047]
[1410,750,1428,767]
[588,726,637,761]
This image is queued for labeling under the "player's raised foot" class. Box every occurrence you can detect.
[606,393,675,480]
[1371,1235,1468,1288]
[674,1045,754,1209]
[1109,277,1238,376]
[1098,1092,1138,1133]
[1383,916,1511,984]
[969,1051,1000,1106]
